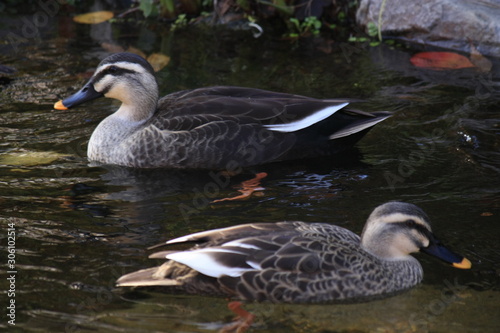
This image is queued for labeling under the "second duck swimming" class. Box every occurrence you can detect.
[117,202,471,302]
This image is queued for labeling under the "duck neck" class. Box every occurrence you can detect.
[112,84,158,123]
[87,115,142,163]
[87,86,157,162]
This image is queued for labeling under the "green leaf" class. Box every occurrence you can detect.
[236,0,250,11]
[257,0,294,16]
[367,22,378,38]
[160,0,175,13]
[289,17,300,29]
[348,36,369,43]
[140,0,153,17]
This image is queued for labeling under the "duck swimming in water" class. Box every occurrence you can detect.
[116,202,471,302]
[54,52,391,169]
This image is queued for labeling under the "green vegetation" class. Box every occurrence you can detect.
[129,0,363,39]
[0,0,384,43]
[287,16,322,38]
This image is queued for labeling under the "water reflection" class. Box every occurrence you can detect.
[23,281,499,333]
[368,43,500,92]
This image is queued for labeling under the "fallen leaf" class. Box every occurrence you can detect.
[126,46,147,59]
[147,53,170,72]
[101,42,125,53]
[0,151,68,166]
[9,168,31,173]
[410,52,475,70]
[73,11,114,24]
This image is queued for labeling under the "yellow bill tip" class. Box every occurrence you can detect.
[453,257,472,269]
[54,100,68,110]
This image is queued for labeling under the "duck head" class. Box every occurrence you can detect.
[361,201,471,269]
[54,52,159,122]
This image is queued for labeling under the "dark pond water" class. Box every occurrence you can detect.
[1,4,500,333]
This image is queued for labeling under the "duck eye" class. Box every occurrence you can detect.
[107,66,118,74]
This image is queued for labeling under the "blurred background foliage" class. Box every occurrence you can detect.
[135,0,361,39]
[0,0,360,39]
[133,0,358,24]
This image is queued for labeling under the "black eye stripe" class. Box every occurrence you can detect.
[397,219,437,247]
[100,84,112,95]
[400,219,429,233]
[106,66,135,75]
[93,66,136,82]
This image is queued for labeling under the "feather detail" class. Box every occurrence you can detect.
[264,103,348,132]
[166,248,255,278]
[116,267,181,287]
[328,112,392,139]
[165,223,283,245]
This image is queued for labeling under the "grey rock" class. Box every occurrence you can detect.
[356,0,500,57]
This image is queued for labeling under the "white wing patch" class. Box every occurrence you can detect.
[246,260,262,270]
[166,248,254,278]
[166,235,195,244]
[264,103,348,132]
[222,240,261,250]
[328,114,390,139]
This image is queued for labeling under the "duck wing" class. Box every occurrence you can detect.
[156,86,353,127]
[156,222,361,277]
[138,86,390,167]
[117,222,366,302]
[131,116,296,168]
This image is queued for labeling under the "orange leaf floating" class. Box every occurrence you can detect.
[410,52,475,70]
[73,11,114,24]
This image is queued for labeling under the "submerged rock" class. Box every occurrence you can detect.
[356,0,500,57]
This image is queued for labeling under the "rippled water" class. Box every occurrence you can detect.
[1,4,500,333]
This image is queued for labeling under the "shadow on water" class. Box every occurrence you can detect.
[0,2,499,332]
